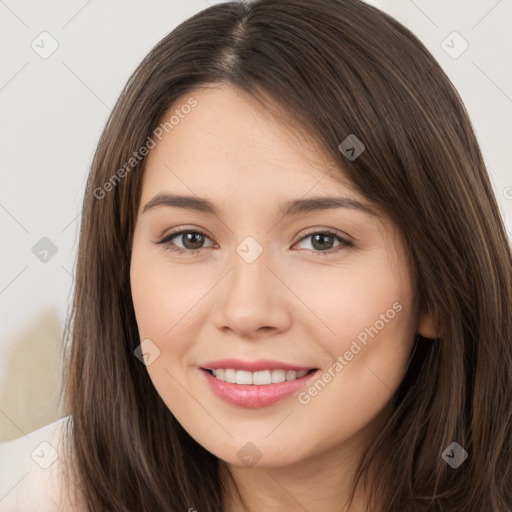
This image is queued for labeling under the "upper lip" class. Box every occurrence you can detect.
[200,358,317,372]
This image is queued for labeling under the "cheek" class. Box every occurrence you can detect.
[130,247,202,416]
[130,245,205,340]
[288,253,413,348]
[130,245,218,397]
[291,254,416,417]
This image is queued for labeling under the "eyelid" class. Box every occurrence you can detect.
[157,226,351,243]
[155,228,351,246]
[158,219,358,257]
[296,227,353,244]
[293,228,354,255]
[156,227,214,250]
[155,226,354,255]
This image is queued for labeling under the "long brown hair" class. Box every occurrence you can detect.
[59,0,512,510]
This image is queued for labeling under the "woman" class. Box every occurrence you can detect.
[1,0,511,510]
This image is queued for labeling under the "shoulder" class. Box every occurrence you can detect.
[0,415,84,511]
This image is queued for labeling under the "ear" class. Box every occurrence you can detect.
[417,309,441,339]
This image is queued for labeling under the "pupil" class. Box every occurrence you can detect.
[312,234,333,250]
[183,232,204,249]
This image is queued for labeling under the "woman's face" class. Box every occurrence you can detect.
[130,83,430,469]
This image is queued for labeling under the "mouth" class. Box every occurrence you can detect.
[199,359,319,408]
[203,367,317,385]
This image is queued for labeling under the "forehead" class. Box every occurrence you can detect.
[141,83,361,204]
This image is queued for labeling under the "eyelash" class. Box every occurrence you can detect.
[155,228,354,257]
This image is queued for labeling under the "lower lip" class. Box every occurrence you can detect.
[200,369,318,408]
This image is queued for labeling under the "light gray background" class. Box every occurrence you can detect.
[1,0,511,439]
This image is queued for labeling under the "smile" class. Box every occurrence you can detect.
[199,361,319,408]
[209,368,311,385]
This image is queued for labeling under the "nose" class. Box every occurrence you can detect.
[212,249,292,339]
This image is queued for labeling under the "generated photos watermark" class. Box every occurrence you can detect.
[297,301,403,405]
[93,97,198,200]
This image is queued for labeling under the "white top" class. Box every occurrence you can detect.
[0,416,82,512]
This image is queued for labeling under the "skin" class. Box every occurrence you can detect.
[130,83,437,511]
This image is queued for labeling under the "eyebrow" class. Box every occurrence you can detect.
[141,193,378,218]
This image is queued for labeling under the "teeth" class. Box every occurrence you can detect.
[271,369,286,383]
[286,370,296,381]
[253,370,271,385]
[235,370,253,385]
[225,369,236,383]
[210,368,309,384]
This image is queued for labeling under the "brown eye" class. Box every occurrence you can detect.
[157,229,213,254]
[295,230,353,256]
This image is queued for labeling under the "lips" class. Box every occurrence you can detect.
[199,358,319,408]
[201,358,316,372]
